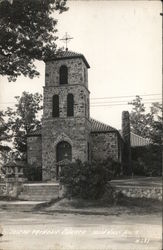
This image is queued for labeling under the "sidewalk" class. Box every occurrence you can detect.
[111,177,162,187]
[0,200,46,212]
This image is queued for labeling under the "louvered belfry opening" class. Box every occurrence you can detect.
[59,65,68,84]
[67,94,74,117]
[52,95,59,117]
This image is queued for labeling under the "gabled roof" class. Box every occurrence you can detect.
[44,50,90,68]
[27,128,41,137]
[90,118,117,133]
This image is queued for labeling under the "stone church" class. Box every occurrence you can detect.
[27,51,148,181]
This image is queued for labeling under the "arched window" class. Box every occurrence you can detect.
[52,95,59,117]
[56,141,72,179]
[59,65,68,84]
[67,94,74,117]
[56,141,72,162]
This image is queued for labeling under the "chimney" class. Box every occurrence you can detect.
[122,111,130,145]
[122,111,132,175]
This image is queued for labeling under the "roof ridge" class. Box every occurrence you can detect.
[44,50,90,68]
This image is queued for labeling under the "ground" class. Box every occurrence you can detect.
[0,199,162,250]
[0,177,162,250]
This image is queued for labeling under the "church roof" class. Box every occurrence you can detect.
[90,118,117,133]
[28,128,41,136]
[28,118,117,136]
[44,50,90,68]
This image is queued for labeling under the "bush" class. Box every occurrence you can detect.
[131,144,162,176]
[60,159,120,200]
[101,158,122,178]
[23,164,42,181]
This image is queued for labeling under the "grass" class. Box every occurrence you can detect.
[38,195,162,216]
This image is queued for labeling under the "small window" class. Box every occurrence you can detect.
[67,94,74,117]
[52,95,59,117]
[88,142,90,161]
[85,95,87,117]
[87,98,89,118]
[59,65,68,84]
[84,68,87,83]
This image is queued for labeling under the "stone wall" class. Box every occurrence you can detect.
[42,56,91,180]
[0,179,25,198]
[45,58,88,89]
[91,132,121,162]
[27,136,42,167]
[0,183,6,196]
[43,84,90,120]
[42,117,91,180]
[114,185,162,201]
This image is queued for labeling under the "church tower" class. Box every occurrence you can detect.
[42,51,91,180]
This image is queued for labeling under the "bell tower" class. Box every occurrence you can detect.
[42,51,91,180]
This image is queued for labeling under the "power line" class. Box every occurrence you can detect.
[0,100,161,109]
[0,93,161,104]
[91,98,161,104]
[91,101,161,107]
[90,93,161,100]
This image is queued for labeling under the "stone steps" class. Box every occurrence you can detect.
[18,182,60,201]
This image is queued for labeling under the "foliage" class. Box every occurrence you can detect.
[5,91,42,160]
[23,164,42,181]
[129,96,162,144]
[0,0,68,81]
[60,159,121,200]
[131,145,162,176]
[0,110,11,152]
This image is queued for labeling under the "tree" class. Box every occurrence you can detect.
[0,110,11,169]
[5,91,43,160]
[129,95,162,144]
[0,0,68,81]
[0,110,11,152]
[150,102,162,145]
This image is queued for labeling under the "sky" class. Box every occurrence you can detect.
[0,1,162,129]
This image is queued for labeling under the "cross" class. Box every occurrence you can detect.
[60,33,73,51]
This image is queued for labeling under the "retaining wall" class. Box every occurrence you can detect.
[113,185,162,201]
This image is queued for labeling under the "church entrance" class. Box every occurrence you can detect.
[56,141,72,178]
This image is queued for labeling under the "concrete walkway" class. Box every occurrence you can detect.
[111,177,162,187]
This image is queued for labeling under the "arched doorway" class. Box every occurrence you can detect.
[56,141,72,178]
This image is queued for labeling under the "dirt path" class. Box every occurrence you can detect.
[0,210,162,250]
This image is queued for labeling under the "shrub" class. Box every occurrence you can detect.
[131,144,162,176]
[23,164,42,181]
[60,159,120,200]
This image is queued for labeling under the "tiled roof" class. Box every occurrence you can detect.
[28,128,41,136]
[119,130,151,147]
[4,160,25,167]
[28,119,117,136]
[57,51,84,58]
[44,50,90,68]
[90,118,117,132]
[130,132,150,147]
